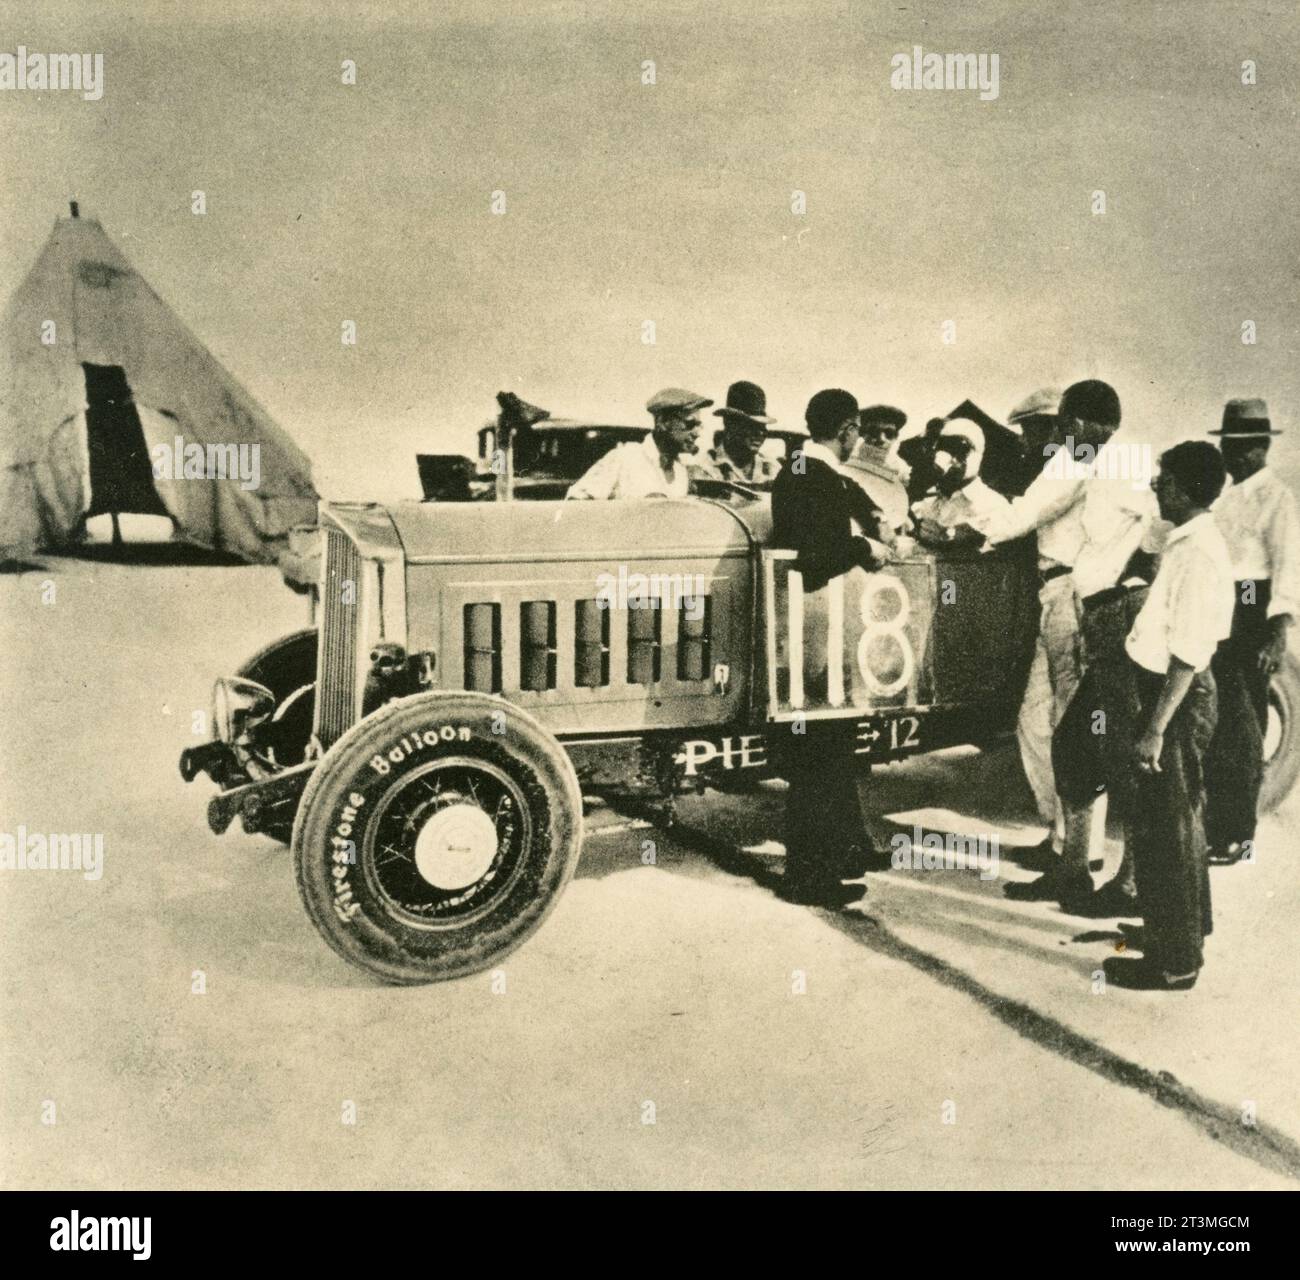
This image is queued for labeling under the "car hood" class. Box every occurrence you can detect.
[386,497,768,563]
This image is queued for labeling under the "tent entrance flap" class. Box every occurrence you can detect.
[82,362,171,520]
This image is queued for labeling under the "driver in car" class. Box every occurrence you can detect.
[910,419,1009,546]
[567,387,712,500]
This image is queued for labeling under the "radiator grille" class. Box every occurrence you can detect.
[316,527,363,747]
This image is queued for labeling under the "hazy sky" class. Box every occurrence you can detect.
[2,0,1297,498]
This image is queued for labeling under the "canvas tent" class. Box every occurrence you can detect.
[0,207,317,564]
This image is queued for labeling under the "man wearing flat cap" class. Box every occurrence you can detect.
[1007,386,1064,487]
[1203,398,1300,864]
[567,387,712,500]
[697,380,782,488]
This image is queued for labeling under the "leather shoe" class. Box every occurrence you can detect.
[1004,870,1091,903]
[777,878,866,908]
[1062,878,1140,918]
[1012,840,1104,876]
[1207,842,1247,866]
[1013,836,1058,874]
[847,843,894,874]
[1104,956,1198,991]
[1116,921,1145,949]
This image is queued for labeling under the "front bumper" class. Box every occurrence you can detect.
[202,762,316,836]
[180,740,315,836]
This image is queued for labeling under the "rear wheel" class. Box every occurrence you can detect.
[292,693,582,984]
[1259,651,1300,814]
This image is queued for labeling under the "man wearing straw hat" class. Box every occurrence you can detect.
[1203,398,1300,864]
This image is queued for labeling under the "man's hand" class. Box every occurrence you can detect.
[854,539,882,573]
[916,517,950,546]
[1260,618,1291,676]
[1134,726,1164,774]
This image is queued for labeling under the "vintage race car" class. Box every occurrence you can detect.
[182,482,1300,986]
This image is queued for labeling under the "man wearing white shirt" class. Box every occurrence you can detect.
[910,420,1009,546]
[975,388,1094,877]
[997,381,1154,910]
[1105,442,1233,990]
[567,387,711,500]
[1203,399,1300,864]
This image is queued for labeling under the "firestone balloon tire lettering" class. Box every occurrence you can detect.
[292,692,583,984]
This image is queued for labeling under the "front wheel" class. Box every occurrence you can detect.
[292,693,583,984]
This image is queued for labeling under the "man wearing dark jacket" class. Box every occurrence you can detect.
[771,388,884,906]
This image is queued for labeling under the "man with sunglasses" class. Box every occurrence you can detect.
[857,404,910,481]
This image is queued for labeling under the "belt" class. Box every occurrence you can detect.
[1038,564,1072,588]
[1081,582,1144,612]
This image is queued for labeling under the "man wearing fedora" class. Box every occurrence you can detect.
[1203,398,1300,864]
[698,380,782,488]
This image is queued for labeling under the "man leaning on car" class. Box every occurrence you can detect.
[771,388,887,908]
[566,387,711,500]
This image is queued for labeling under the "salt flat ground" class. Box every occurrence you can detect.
[1,558,1296,1190]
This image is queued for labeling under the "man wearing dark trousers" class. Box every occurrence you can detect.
[771,388,885,907]
[1106,442,1233,990]
[1039,380,1162,915]
[1203,398,1300,864]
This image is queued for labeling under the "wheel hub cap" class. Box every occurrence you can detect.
[412,803,499,890]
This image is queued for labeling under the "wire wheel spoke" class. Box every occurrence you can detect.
[366,757,532,924]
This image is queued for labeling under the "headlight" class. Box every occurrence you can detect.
[212,677,275,744]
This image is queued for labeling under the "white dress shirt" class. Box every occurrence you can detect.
[1125,512,1234,674]
[797,439,843,472]
[1072,426,1163,600]
[977,467,1087,569]
[912,476,1009,531]
[1211,467,1300,620]
[567,432,689,500]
